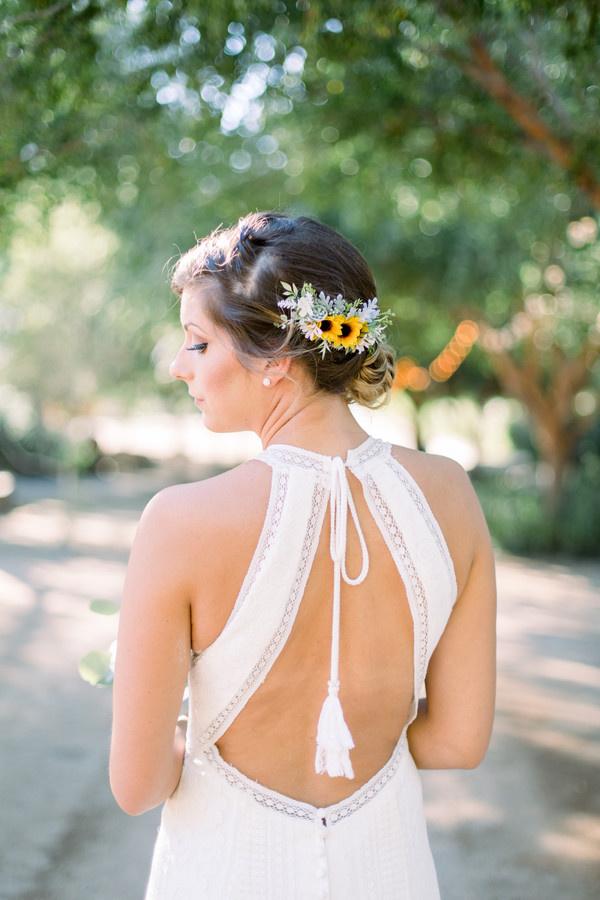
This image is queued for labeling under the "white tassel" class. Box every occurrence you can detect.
[313,457,368,781]
[314,679,355,779]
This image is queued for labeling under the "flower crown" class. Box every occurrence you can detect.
[275,281,395,359]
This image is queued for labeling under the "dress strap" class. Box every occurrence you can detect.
[315,456,369,779]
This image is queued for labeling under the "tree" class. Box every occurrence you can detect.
[1,1,599,508]
[469,214,600,515]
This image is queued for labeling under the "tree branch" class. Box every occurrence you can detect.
[550,337,600,425]
[516,29,574,134]
[437,28,600,208]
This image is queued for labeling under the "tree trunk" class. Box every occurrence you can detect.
[472,324,598,543]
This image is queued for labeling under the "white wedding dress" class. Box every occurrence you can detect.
[144,435,458,899]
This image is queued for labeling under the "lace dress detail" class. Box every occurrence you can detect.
[260,446,330,473]
[365,472,429,690]
[200,476,328,746]
[198,728,409,826]
[144,434,456,900]
[385,455,458,594]
[191,466,290,666]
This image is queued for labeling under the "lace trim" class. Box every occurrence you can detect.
[200,730,408,826]
[353,437,386,467]
[200,476,327,745]
[326,735,407,824]
[365,473,429,687]
[257,436,386,473]
[385,456,457,596]
[190,468,289,666]
[201,746,314,821]
[261,448,329,473]
[223,466,290,634]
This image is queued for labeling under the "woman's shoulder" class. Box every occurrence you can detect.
[388,444,486,595]
[149,459,271,539]
[150,448,485,596]
[155,456,268,499]
[154,447,473,529]
[388,443,477,520]
[389,442,468,485]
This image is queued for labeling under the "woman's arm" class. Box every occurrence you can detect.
[406,461,497,769]
[109,486,195,816]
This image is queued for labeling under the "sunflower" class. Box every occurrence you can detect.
[318,316,342,344]
[326,315,366,350]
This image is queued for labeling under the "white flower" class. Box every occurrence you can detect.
[297,293,315,317]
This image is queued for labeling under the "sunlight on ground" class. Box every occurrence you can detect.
[28,556,127,605]
[0,568,36,616]
[496,719,599,766]
[539,813,600,862]
[496,675,600,732]
[525,657,600,689]
[0,503,136,550]
[424,779,505,828]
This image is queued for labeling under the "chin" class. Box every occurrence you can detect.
[203,418,244,435]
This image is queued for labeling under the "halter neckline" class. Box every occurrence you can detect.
[261,434,378,467]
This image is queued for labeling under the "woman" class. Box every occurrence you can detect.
[109,211,497,899]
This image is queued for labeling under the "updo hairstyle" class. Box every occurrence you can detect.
[169,211,396,408]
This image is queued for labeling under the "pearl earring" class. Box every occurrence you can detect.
[262,377,271,386]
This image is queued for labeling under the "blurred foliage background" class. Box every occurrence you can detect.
[1,0,599,556]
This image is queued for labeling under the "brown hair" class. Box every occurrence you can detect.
[169,210,396,408]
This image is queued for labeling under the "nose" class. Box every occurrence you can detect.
[169,346,190,382]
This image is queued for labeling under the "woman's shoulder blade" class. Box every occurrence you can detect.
[388,445,477,595]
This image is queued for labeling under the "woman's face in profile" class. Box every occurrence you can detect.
[169,284,257,432]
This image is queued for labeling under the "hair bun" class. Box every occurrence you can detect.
[344,342,396,409]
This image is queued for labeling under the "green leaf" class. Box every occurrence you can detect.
[89,599,120,615]
[79,650,113,686]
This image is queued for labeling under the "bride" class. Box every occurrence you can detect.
[109,210,496,899]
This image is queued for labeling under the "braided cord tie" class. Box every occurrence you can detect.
[314,457,369,779]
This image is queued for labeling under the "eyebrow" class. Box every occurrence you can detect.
[182,321,206,331]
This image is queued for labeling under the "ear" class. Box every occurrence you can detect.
[262,356,292,382]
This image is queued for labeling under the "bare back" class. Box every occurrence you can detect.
[183,437,471,808]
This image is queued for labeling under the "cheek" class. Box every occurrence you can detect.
[201,351,243,392]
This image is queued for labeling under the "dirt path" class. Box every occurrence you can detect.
[0,468,598,899]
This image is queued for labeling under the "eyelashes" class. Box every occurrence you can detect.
[186,343,208,354]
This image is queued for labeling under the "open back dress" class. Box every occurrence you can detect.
[144,434,458,899]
